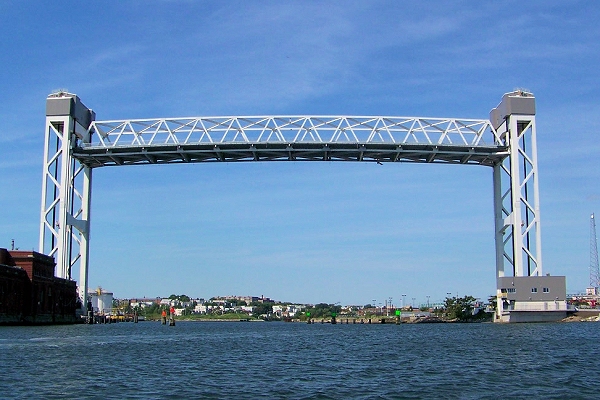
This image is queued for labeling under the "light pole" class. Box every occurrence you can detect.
[388,297,393,316]
[401,294,406,309]
[426,295,430,309]
[385,299,388,316]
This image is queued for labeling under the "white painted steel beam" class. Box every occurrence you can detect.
[490,91,541,280]
[40,92,95,307]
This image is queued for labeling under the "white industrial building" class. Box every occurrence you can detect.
[88,287,114,315]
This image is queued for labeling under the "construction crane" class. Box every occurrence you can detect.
[590,214,599,294]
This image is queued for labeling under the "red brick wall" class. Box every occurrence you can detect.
[0,249,78,324]
[10,250,55,281]
[0,264,31,319]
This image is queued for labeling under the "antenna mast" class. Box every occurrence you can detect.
[590,214,599,292]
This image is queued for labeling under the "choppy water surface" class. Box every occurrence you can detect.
[1,321,599,399]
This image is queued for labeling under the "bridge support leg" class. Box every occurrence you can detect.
[40,92,95,309]
[491,91,541,279]
[490,91,563,322]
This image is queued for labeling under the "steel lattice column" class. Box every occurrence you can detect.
[491,91,542,280]
[40,92,95,306]
[590,214,599,290]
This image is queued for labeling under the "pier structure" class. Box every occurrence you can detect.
[39,91,564,322]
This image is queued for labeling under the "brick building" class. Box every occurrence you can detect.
[0,248,79,324]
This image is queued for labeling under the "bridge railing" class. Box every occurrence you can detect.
[83,116,502,148]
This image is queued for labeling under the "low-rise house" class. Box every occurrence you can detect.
[195,304,208,314]
[160,298,172,306]
[285,305,302,317]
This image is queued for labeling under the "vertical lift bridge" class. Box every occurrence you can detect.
[40,91,551,321]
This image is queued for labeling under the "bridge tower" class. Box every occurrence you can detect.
[490,91,542,279]
[491,92,566,322]
[40,92,95,303]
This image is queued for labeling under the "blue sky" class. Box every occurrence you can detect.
[1,1,599,306]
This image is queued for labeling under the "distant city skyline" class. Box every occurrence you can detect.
[108,290,443,309]
[1,2,599,305]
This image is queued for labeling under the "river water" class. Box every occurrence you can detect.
[0,321,598,399]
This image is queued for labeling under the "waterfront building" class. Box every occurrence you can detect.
[129,298,158,309]
[0,248,78,324]
[88,287,114,315]
[496,275,568,322]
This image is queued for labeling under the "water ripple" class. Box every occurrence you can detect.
[1,322,600,398]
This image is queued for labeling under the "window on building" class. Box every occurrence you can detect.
[507,288,516,293]
[531,288,538,293]
[543,287,549,293]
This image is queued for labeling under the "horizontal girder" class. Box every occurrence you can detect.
[76,116,507,168]
[74,142,507,167]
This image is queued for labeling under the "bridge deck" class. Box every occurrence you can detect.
[74,142,508,167]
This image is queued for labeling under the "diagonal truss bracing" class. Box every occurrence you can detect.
[75,116,507,168]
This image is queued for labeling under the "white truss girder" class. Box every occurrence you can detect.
[75,116,506,167]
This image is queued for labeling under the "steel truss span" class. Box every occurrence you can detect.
[40,91,541,317]
[77,116,507,168]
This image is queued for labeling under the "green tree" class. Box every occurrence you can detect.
[181,295,191,303]
[251,302,273,318]
[444,295,477,321]
[144,302,161,318]
[303,303,341,319]
[487,294,497,312]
